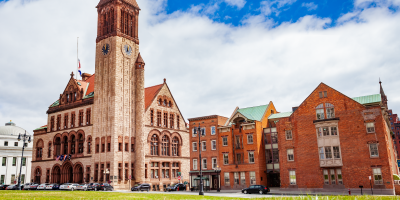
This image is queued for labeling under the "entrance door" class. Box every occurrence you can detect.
[267,172,280,187]
[212,175,218,190]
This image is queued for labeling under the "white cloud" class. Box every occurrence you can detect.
[355,0,400,8]
[224,0,247,9]
[260,0,297,16]
[0,0,400,134]
[302,2,318,11]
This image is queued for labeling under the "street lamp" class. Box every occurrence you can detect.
[17,131,31,190]
[214,167,221,192]
[197,124,204,195]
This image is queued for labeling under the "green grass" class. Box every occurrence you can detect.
[0,191,397,200]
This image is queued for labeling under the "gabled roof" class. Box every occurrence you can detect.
[144,84,163,110]
[136,53,145,64]
[97,0,140,9]
[352,94,381,105]
[269,112,293,119]
[237,104,269,121]
[84,74,95,96]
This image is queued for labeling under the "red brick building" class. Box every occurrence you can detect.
[269,82,398,195]
[189,103,278,190]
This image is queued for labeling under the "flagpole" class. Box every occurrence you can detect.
[77,37,79,80]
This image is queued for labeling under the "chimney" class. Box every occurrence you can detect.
[82,73,92,81]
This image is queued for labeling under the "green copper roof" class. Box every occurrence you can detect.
[269,112,293,119]
[237,104,269,121]
[50,100,59,108]
[352,94,381,105]
[34,125,47,131]
[83,92,94,99]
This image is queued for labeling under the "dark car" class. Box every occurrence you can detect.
[99,183,113,191]
[88,183,101,191]
[165,183,186,192]
[131,183,150,192]
[46,184,60,190]
[242,185,270,194]
[0,185,9,190]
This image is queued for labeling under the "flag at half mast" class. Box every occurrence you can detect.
[78,59,82,77]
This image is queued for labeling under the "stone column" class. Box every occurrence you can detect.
[134,60,145,183]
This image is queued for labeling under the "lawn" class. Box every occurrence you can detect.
[0,191,397,200]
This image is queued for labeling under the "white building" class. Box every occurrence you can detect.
[0,121,32,185]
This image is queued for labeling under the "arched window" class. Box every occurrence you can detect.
[150,110,154,126]
[161,135,169,156]
[48,142,52,158]
[87,136,92,154]
[63,136,68,155]
[55,137,61,155]
[151,134,158,155]
[163,100,167,106]
[158,99,162,105]
[36,140,43,159]
[95,137,100,153]
[168,101,172,107]
[71,135,76,155]
[316,104,324,120]
[78,134,84,154]
[172,137,179,156]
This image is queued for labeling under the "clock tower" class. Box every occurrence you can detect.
[93,0,145,188]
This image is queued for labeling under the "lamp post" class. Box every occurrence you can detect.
[17,131,31,190]
[215,167,221,192]
[197,124,204,195]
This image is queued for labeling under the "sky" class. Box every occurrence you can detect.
[0,0,399,133]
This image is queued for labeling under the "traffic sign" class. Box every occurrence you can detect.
[178,176,181,180]
[397,160,400,168]
[129,175,132,180]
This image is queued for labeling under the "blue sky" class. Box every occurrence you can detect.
[0,0,400,132]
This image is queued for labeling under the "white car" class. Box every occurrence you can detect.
[37,183,49,190]
[60,183,79,191]
[76,184,88,191]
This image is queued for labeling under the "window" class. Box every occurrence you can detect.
[150,110,154,126]
[12,157,16,166]
[212,158,217,169]
[224,173,230,185]
[316,104,325,120]
[192,128,197,137]
[177,116,180,129]
[373,168,383,185]
[157,111,162,127]
[202,158,207,169]
[369,143,379,157]
[57,115,61,130]
[161,135,169,156]
[289,170,296,185]
[86,109,91,125]
[71,113,75,128]
[222,137,228,146]
[79,111,84,126]
[14,142,18,147]
[317,127,339,137]
[319,147,325,159]
[240,172,245,185]
[319,91,327,98]
[285,130,292,140]
[11,174,15,183]
[192,142,197,151]
[250,172,256,185]
[323,127,329,136]
[125,143,128,152]
[48,143,52,158]
[172,137,179,156]
[337,169,343,184]
[3,141,7,146]
[2,157,6,166]
[211,126,216,135]
[163,112,168,128]
[287,149,294,161]
[201,127,206,136]
[333,146,341,159]
[211,140,217,150]
[325,147,332,159]
[366,123,375,133]
[247,134,254,144]
[248,152,255,163]
[235,136,241,149]
[193,159,197,170]
[271,132,278,143]
[170,114,174,129]
[234,172,239,184]
[323,169,329,184]
[331,127,338,135]
[330,169,336,185]
[151,135,158,155]
[326,103,335,119]
[202,141,206,151]
[223,154,229,165]
[0,175,4,184]
[22,157,26,166]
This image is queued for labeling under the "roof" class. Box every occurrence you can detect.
[136,53,145,64]
[144,84,163,109]
[97,0,140,9]
[84,74,95,96]
[269,112,293,119]
[237,104,269,121]
[352,94,381,105]
[34,125,47,131]
[0,121,30,136]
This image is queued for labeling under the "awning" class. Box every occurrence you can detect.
[194,177,209,180]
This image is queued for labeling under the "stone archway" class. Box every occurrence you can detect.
[34,167,42,184]
[74,163,84,183]
[61,162,73,183]
[52,165,61,184]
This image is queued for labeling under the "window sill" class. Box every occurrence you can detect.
[370,156,380,159]
[287,160,295,162]
[313,117,340,124]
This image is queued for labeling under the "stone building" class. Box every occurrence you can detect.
[269,82,398,195]
[31,0,189,190]
[0,121,32,185]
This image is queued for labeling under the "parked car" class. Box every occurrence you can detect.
[242,185,270,194]
[131,183,150,192]
[25,183,38,190]
[0,185,9,190]
[165,183,186,192]
[87,183,101,191]
[99,183,113,191]
[45,184,60,190]
[6,185,18,190]
[76,184,89,191]
[37,183,49,190]
[22,183,31,190]
[60,183,79,191]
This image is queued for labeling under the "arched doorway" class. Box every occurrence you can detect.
[74,164,84,183]
[34,167,41,184]
[52,165,61,184]
[62,162,73,183]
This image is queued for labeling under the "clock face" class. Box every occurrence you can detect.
[102,44,110,55]
[124,45,132,56]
